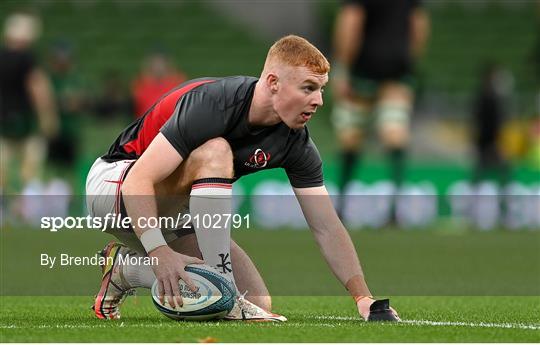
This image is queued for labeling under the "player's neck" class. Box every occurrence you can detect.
[248,81,282,127]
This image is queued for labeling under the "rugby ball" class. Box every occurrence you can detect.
[151,264,236,321]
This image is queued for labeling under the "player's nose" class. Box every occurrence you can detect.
[312,90,323,107]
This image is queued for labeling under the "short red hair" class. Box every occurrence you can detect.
[264,35,330,74]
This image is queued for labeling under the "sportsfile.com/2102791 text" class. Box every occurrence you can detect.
[40,213,251,232]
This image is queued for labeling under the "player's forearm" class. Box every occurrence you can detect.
[120,134,184,251]
[121,176,159,239]
[312,224,371,297]
[294,186,372,297]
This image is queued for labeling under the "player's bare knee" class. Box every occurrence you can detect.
[338,129,363,151]
[191,138,232,163]
[378,83,413,102]
[189,138,234,177]
[380,125,409,148]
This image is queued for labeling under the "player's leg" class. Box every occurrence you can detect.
[0,138,14,222]
[86,158,206,319]
[331,97,371,218]
[20,135,47,186]
[229,241,271,311]
[0,137,12,193]
[86,158,140,319]
[375,82,414,189]
[15,136,48,222]
[165,139,284,320]
[163,137,236,284]
[88,137,234,292]
[87,139,280,320]
[225,239,285,320]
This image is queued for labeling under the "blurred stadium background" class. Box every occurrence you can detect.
[0,0,538,230]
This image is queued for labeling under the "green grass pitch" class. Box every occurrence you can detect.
[1,228,539,342]
[1,296,539,342]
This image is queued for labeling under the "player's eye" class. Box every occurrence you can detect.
[303,85,315,93]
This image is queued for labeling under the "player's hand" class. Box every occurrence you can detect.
[356,297,400,321]
[148,245,204,309]
[356,296,375,320]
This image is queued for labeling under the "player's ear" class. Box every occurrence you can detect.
[266,73,279,94]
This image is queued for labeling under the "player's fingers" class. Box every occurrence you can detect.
[157,279,165,305]
[163,279,176,308]
[180,271,198,292]
[183,255,204,265]
[360,311,369,321]
[170,276,183,308]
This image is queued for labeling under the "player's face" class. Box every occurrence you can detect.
[274,66,328,129]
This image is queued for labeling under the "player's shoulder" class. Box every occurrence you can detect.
[287,126,320,156]
[187,76,257,106]
[291,126,313,144]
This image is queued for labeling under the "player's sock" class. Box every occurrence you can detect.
[339,151,359,193]
[337,151,359,217]
[190,178,235,284]
[122,254,156,289]
[375,101,410,129]
[387,148,405,187]
[387,148,406,225]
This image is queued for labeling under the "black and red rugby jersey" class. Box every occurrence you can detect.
[102,76,323,188]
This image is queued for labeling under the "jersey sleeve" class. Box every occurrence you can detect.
[284,137,324,188]
[160,91,226,159]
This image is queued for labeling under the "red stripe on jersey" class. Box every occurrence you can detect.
[191,183,232,189]
[122,79,215,156]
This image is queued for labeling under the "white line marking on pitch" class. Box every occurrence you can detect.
[0,322,338,329]
[314,316,540,330]
[1,319,539,331]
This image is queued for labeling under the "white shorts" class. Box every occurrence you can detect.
[86,158,135,220]
[85,158,193,254]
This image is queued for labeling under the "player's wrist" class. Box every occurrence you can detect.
[345,274,372,299]
[140,228,167,254]
[353,295,374,304]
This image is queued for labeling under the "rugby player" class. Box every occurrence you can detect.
[332,0,430,218]
[1,12,58,196]
[86,35,399,322]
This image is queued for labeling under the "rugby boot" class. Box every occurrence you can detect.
[224,291,287,322]
[93,241,135,320]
